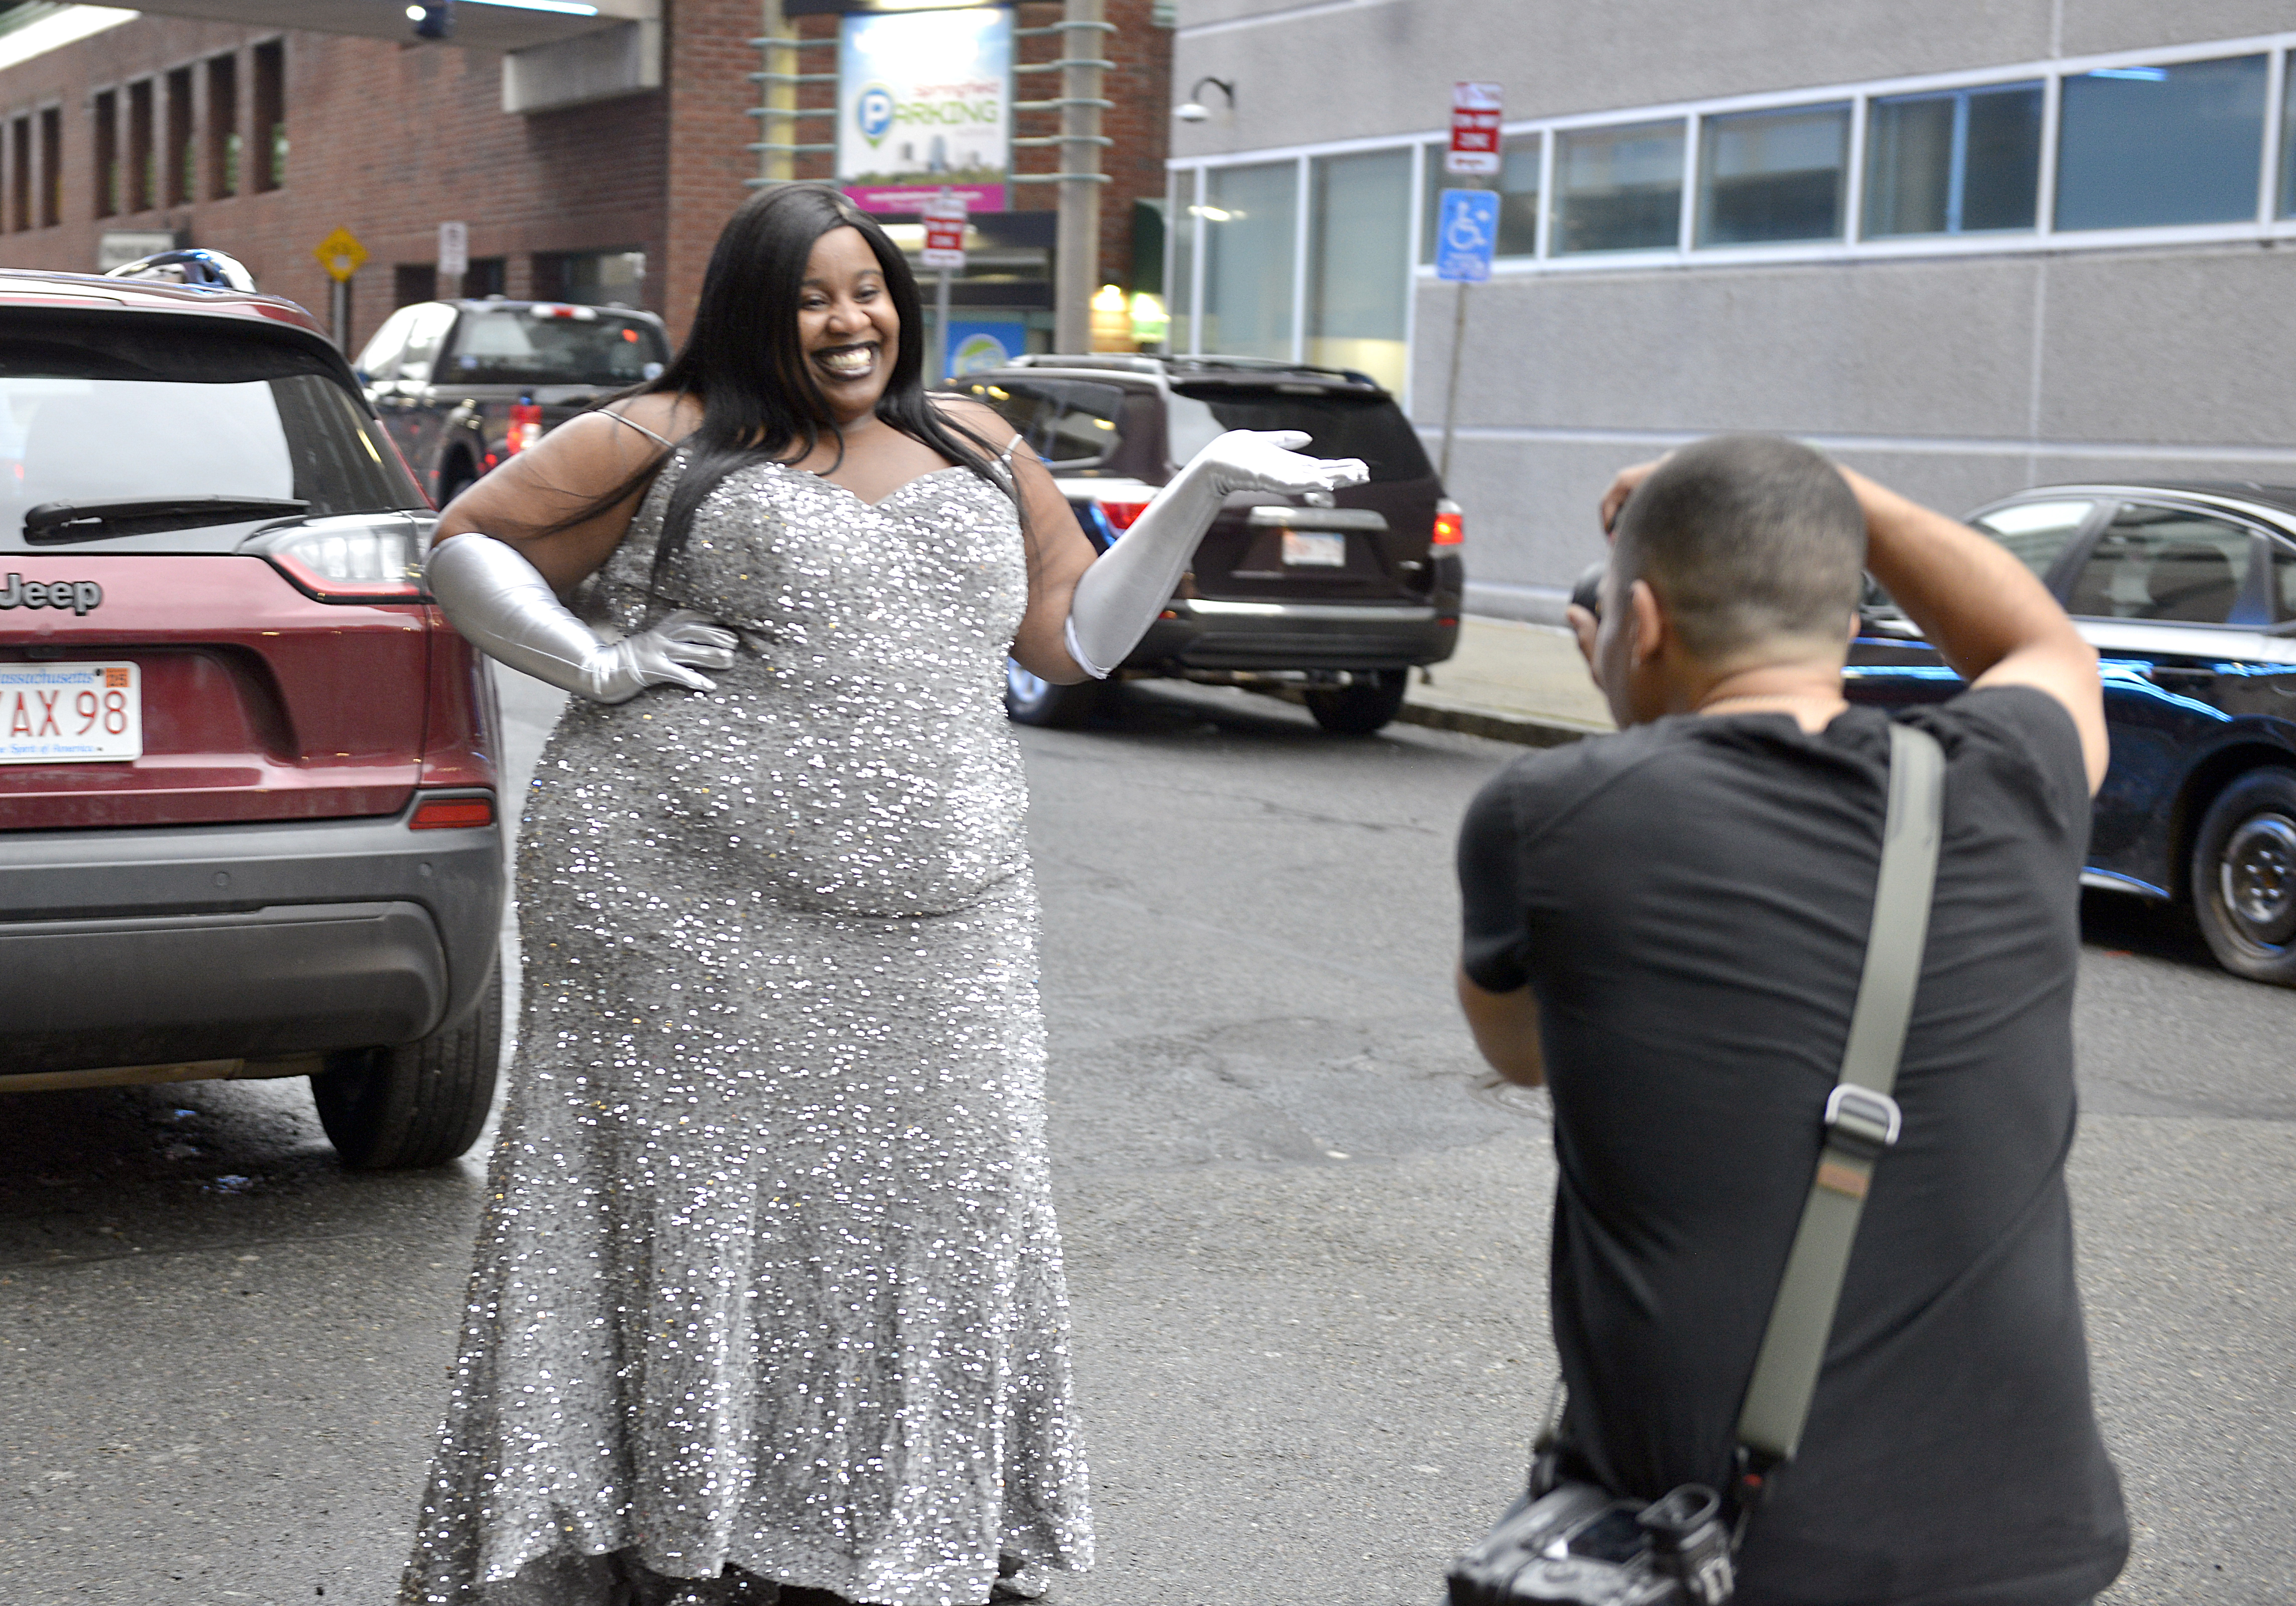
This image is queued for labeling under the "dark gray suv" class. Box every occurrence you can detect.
[948,355,1464,735]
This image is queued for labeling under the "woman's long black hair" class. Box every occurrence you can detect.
[587,183,1015,584]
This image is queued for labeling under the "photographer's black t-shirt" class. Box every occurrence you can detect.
[1457,687,2128,1606]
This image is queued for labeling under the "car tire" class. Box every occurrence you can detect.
[1303,670,1409,736]
[2190,767,2296,985]
[311,963,502,1168]
[1004,656,1105,728]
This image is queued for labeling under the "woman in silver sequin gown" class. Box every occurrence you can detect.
[400,185,1364,1606]
[397,192,1094,1606]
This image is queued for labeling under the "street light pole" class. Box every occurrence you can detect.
[1053,0,1104,354]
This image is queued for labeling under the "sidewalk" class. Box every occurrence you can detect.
[1400,615,1613,746]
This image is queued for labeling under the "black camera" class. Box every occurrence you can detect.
[1446,1479,1736,1606]
[1568,560,1605,624]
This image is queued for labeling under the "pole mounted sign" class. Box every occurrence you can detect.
[1446,81,1503,175]
[313,226,368,283]
[921,190,968,270]
[438,220,469,281]
[1435,189,1499,283]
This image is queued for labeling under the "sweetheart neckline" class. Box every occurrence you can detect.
[770,460,985,512]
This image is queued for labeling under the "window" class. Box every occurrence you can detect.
[1972,499,2097,578]
[2064,505,2255,623]
[969,379,1127,469]
[1554,120,1684,254]
[1865,82,2043,237]
[92,90,117,218]
[355,305,421,383]
[39,106,59,228]
[394,263,438,308]
[2270,540,2296,620]
[532,248,646,306]
[442,305,670,387]
[1168,170,1197,354]
[8,116,27,233]
[1419,134,1541,264]
[465,257,507,298]
[165,67,193,206]
[1697,102,1849,246]
[1168,385,1435,483]
[1308,147,1411,390]
[253,40,284,191]
[127,80,154,212]
[1199,161,1297,360]
[206,54,239,201]
[395,303,459,386]
[2056,55,2267,231]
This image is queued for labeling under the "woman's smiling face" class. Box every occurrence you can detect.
[798,225,898,424]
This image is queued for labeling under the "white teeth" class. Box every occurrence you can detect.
[820,347,874,376]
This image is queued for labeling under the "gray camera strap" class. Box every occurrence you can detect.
[1735,721,1945,1469]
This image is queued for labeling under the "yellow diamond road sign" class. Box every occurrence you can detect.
[314,226,367,283]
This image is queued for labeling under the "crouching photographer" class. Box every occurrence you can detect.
[1449,436,2129,1606]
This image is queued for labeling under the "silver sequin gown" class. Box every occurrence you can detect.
[400,449,1094,1606]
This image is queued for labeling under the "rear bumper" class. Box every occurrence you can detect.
[1125,598,1460,672]
[0,798,501,1077]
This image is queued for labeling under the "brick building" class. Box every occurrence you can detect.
[0,0,1172,359]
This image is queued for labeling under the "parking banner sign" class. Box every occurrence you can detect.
[1436,189,1500,282]
[1447,82,1503,175]
[838,8,1013,215]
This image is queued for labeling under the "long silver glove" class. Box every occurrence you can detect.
[1062,429,1370,678]
[425,532,737,704]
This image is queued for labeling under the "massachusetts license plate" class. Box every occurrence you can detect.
[1282,530,1347,567]
[1,660,143,763]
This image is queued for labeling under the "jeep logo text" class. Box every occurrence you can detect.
[0,574,104,615]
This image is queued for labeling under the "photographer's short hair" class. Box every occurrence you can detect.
[1612,434,1866,662]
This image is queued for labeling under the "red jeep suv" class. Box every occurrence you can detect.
[0,270,503,1168]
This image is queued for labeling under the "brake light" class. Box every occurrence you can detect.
[251,523,426,602]
[1096,499,1151,533]
[507,399,545,455]
[410,795,495,831]
[1433,498,1465,547]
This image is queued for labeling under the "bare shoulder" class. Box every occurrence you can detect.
[602,390,703,446]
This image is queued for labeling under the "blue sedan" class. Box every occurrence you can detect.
[1847,480,2296,985]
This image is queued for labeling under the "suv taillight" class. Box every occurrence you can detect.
[410,794,495,831]
[1433,498,1464,547]
[1096,498,1151,533]
[508,399,545,454]
[244,522,426,602]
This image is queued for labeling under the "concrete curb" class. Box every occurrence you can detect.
[1396,699,1601,748]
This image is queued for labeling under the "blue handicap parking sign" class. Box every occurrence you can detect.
[1436,189,1499,283]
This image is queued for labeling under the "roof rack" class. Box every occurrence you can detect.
[1002,352,1382,387]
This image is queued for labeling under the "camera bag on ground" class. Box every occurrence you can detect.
[1446,722,1945,1606]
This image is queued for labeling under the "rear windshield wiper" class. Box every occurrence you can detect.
[24,496,310,544]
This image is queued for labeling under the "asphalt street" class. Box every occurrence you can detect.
[1,669,2289,1605]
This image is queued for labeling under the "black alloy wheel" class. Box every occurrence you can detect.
[311,964,503,1168]
[1303,669,1409,736]
[1004,656,1106,728]
[2191,767,2296,985]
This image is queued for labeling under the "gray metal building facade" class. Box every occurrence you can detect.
[1167,1,2296,617]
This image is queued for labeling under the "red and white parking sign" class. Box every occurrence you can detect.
[1446,82,1503,175]
[922,192,968,270]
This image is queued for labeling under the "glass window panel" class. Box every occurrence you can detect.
[1972,498,2097,578]
[1201,160,1298,361]
[1866,83,2042,238]
[1960,84,2043,231]
[2056,55,2267,231]
[1307,147,1411,391]
[1420,136,1539,263]
[1696,103,1848,246]
[2271,539,2296,619]
[1170,168,1197,354]
[2064,504,2254,623]
[1555,119,1684,254]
